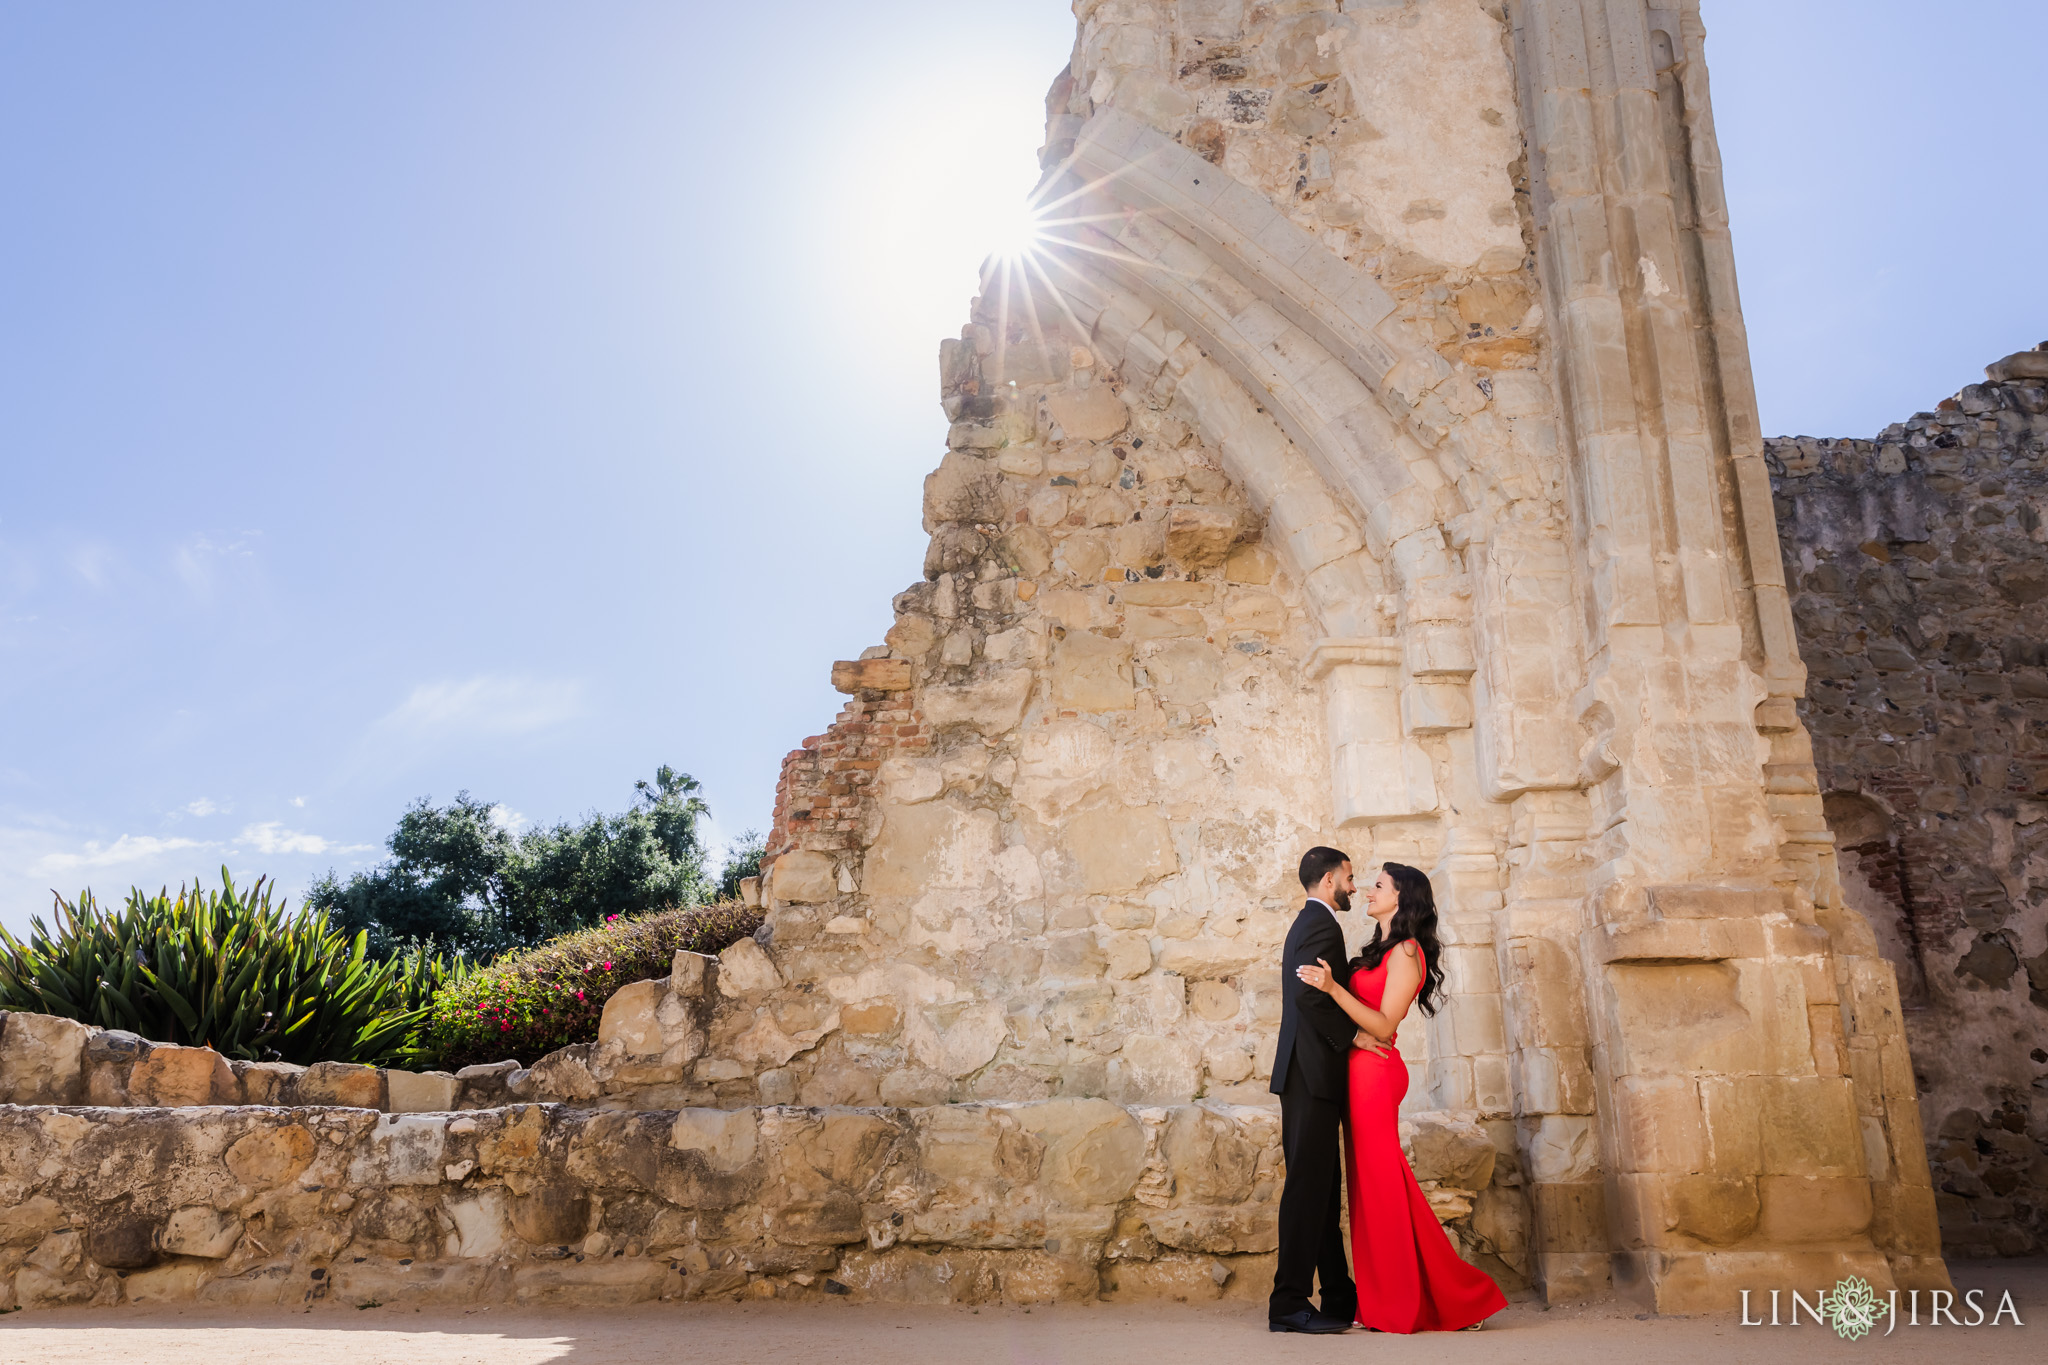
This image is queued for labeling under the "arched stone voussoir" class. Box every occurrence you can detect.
[1055,109,1521,522]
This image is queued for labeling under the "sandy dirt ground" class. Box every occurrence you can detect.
[3,1259,2041,1365]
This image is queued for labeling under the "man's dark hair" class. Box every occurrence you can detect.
[1298,845,1350,892]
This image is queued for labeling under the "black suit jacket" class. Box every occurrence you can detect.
[1269,901,1357,1102]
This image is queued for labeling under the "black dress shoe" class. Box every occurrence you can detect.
[1269,1310,1353,1334]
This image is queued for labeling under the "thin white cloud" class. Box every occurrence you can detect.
[67,541,120,591]
[184,797,222,818]
[488,804,530,834]
[289,796,306,808]
[170,532,258,598]
[237,822,371,858]
[373,675,585,740]
[33,833,212,877]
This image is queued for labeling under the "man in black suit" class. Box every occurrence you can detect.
[1267,845,1378,1334]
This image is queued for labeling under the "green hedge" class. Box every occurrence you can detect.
[424,900,760,1071]
[0,871,458,1066]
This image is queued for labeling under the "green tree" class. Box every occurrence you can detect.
[307,766,714,960]
[717,828,766,901]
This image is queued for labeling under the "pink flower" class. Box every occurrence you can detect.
[575,990,585,1001]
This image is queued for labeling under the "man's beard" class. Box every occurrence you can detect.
[1332,886,1352,913]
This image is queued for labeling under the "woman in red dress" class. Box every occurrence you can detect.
[1295,861,1507,1333]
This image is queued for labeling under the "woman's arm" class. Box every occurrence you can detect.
[1296,942,1425,1042]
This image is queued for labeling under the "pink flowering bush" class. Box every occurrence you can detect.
[423,900,761,1070]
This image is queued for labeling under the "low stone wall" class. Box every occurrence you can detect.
[0,1092,1504,1312]
[0,1008,530,1115]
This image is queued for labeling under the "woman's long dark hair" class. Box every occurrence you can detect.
[1349,861,1445,1016]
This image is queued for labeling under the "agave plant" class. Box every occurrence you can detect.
[0,869,463,1066]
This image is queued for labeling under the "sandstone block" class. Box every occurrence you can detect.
[82,1028,150,1105]
[1016,1098,1146,1205]
[1402,1110,1497,1190]
[1101,1253,1242,1301]
[913,1001,1007,1078]
[830,658,914,693]
[1203,1045,1254,1084]
[120,1258,214,1304]
[0,1011,90,1104]
[670,1108,760,1174]
[128,1044,232,1107]
[85,1206,160,1270]
[0,1196,65,1248]
[1188,981,1239,1021]
[1754,1075,1864,1176]
[841,1001,899,1035]
[454,1059,521,1108]
[225,1123,316,1189]
[1755,1174,1874,1244]
[1161,1104,1269,1201]
[1697,1076,1764,1175]
[1664,1174,1761,1247]
[773,1193,866,1246]
[1157,938,1258,981]
[1107,1034,1200,1105]
[1054,801,1176,894]
[1223,593,1286,632]
[1143,1208,1276,1256]
[351,1114,449,1186]
[1223,544,1275,583]
[1165,506,1240,567]
[1117,580,1215,606]
[1050,631,1134,711]
[1529,1180,1608,1254]
[716,937,784,996]
[767,849,838,904]
[446,1189,514,1258]
[158,1206,242,1259]
[509,1182,592,1246]
[1047,385,1128,440]
[922,450,1002,526]
[297,1060,384,1109]
[880,1066,951,1106]
[670,949,711,997]
[1127,606,1203,639]
[1986,351,2048,382]
[1614,1075,1707,1173]
[920,668,1032,735]
[598,979,671,1056]
[231,1059,303,1105]
[1105,934,1153,980]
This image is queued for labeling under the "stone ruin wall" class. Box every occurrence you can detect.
[1769,346,2048,1258]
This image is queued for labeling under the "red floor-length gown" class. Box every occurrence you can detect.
[1342,947,1508,1332]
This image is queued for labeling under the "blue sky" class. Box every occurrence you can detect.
[1,1,2042,934]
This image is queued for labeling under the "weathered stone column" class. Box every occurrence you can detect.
[1507,0,1945,1308]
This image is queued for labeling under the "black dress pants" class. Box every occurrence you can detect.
[1268,1053,1355,1322]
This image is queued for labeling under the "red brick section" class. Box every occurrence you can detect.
[765,693,929,863]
